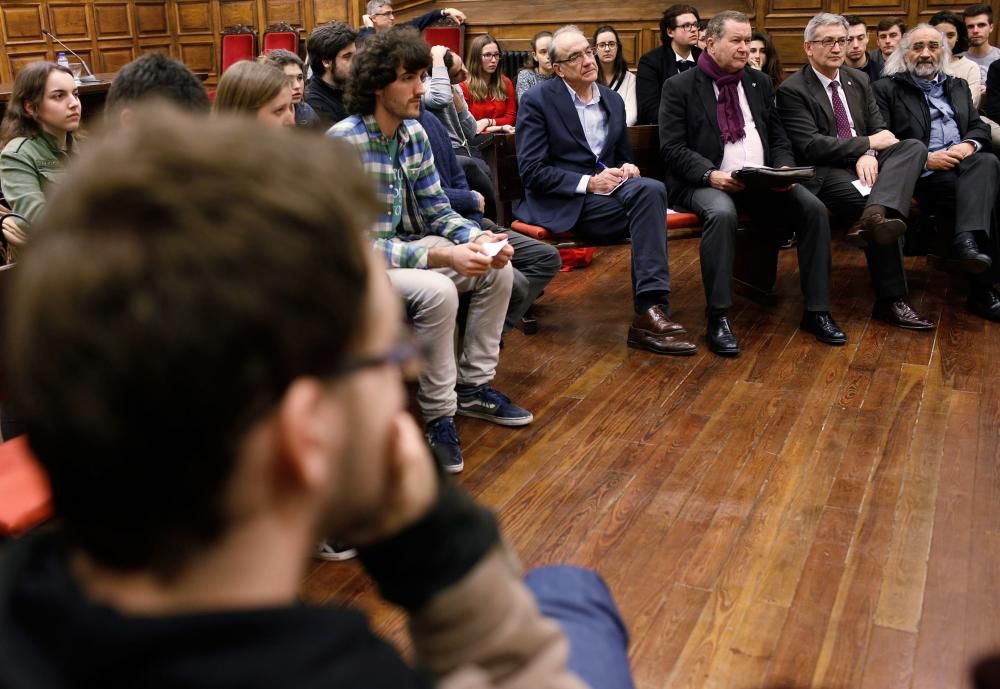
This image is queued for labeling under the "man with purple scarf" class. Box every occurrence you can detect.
[659,10,844,356]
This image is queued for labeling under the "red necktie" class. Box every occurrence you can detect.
[828,81,852,139]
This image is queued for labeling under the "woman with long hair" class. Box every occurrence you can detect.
[748,31,784,85]
[593,25,637,125]
[460,34,516,134]
[930,10,982,107]
[213,60,295,128]
[515,31,555,101]
[0,61,81,228]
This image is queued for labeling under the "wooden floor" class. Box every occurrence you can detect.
[303,236,1000,689]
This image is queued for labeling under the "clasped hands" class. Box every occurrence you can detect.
[587,163,640,193]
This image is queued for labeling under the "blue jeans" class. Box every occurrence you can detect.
[524,566,635,689]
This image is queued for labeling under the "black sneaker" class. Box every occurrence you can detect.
[425,416,464,473]
[456,385,533,426]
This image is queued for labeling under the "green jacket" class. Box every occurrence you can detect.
[0,132,75,227]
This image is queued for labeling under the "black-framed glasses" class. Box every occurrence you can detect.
[481,51,501,60]
[331,336,424,381]
[596,41,618,50]
[556,47,595,65]
[371,10,394,17]
[809,37,848,48]
[675,21,699,30]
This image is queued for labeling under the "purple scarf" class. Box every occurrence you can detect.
[697,51,745,144]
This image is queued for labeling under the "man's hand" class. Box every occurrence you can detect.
[442,7,467,23]
[475,118,491,133]
[947,141,977,160]
[867,130,899,151]
[587,167,626,193]
[430,45,449,66]
[926,149,963,171]
[450,242,492,276]
[621,162,641,178]
[471,190,486,213]
[856,154,879,186]
[474,231,514,268]
[708,170,746,192]
[343,412,439,546]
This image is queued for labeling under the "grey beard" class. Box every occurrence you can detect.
[912,61,938,78]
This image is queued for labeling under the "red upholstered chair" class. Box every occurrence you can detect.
[221,25,257,73]
[0,436,52,537]
[423,24,464,55]
[263,22,299,54]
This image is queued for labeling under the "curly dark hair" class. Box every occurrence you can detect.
[306,21,358,78]
[346,26,430,116]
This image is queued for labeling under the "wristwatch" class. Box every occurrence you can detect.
[702,168,716,186]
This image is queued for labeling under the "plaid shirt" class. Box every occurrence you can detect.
[328,114,482,269]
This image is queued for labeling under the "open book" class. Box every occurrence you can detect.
[731,166,815,190]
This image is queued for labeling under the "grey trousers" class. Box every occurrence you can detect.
[388,235,513,423]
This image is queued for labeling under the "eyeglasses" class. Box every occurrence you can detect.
[481,51,501,60]
[809,37,848,48]
[910,41,942,52]
[675,21,699,31]
[371,10,394,17]
[332,337,424,381]
[596,41,618,50]
[555,47,595,65]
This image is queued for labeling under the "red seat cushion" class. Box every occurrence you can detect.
[221,33,255,73]
[0,436,52,536]
[666,210,701,228]
[511,220,573,241]
[263,31,298,54]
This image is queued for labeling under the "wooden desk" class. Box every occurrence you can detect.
[0,73,116,122]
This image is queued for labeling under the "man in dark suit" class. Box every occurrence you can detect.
[660,10,844,356]
[777,12,934,331]
[636,4,702,125]
[516,25,697,356]
[874,24,1000,321]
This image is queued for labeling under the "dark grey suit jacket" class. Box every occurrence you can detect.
[872,72,990,150]
[776,65,888,167]
[659,66,795,209]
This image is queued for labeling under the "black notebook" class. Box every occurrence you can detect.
[731,166,816,190]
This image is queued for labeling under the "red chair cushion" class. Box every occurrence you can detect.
[423,27,463,54]
[666,210,701,229]
[0,436,52,536]
[221,33,255,73]
[511,220,572,241]
[559,247,596,271]
[263,31,298,54]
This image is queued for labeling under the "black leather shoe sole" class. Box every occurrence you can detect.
[627,334,698,356]
[866,218,906,246]
[706,336,740,356]
[872,312,936,331]
[957,253,992,274]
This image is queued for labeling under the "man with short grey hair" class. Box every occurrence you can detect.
[778,12,934,331]
[874,24,1000,321]
[360,0,466,40]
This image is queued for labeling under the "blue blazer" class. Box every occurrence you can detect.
[514,77,633,233]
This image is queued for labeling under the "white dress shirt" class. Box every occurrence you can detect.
[714,81,765,172]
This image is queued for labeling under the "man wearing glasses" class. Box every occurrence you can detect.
[874,25,1000,322]
[637,4,702,125]
[777,13,934,331]
[516,25,698,356]
[360,0,466,41]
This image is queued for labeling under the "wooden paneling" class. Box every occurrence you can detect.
[175,0,212,32]
[95,3,132,36]
[135,1,168,35]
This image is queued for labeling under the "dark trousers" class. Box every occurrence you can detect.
[458,155,498,221]
[572,177,671,313]
[807,139,926,299]
[501,228,562,331]
[688,184,832,311]
[525,566,635,689]
[915,152,1000,289]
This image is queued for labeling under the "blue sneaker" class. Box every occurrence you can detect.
[456,385,533,426]
[425,416,464,473]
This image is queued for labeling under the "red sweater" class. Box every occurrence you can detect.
[460,75,517,127]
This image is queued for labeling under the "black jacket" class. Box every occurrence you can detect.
[986,59,1000,124]
[636,44,702,125]
[304,73,348,129]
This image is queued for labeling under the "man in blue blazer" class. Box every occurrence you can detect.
[515,25,697,356]
[660,10,843,356]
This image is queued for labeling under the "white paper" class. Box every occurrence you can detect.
[594,178,627,196]
[482,238,509,257]
[851,179,873,197]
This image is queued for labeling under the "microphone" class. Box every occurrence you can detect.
[42,30,99,83]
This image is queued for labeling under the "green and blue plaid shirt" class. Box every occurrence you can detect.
[328,114,482,269]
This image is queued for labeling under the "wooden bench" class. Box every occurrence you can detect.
[484,125,780,301]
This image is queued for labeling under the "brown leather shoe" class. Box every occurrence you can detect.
[847,213,906,248]
[872,299,935,330]
[628,305,697,355]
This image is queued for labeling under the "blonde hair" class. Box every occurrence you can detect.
[213,61,289,115]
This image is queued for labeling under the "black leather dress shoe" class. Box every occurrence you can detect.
[846,213,906,248]
[872,299,935,330]
[954,236,992,274]
[800,311,847,345]
[627,306,697,356]
[706,313,740,356]
[968,287,1000,322]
